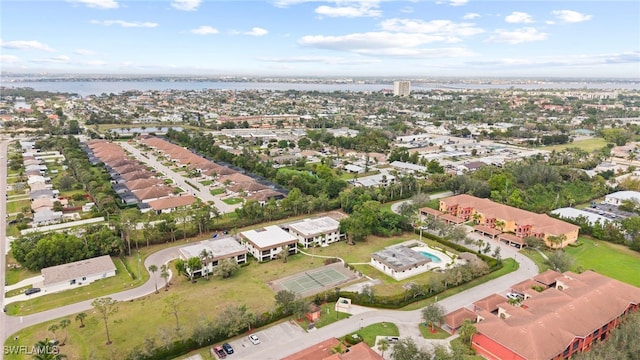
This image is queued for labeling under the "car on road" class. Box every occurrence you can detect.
[248,334,261,345]
[211,346,227,359]
[25,287,41,295]
[222,343,234,354]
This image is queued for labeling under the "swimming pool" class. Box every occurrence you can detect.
[418,250,442,263]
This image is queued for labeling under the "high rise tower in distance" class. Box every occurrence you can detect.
[393,80,411,96]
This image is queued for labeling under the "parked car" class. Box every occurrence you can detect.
[25,288,41,295]
[211,346,227,359]
[248,334,261,345]
[385,336,399,344]
[222,343,234,354]
[506,292,523,300]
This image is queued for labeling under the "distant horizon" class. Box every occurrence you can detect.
[2,72,639,82]
[1,1,638,78]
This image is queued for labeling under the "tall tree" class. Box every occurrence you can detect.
[458,319,477,346]
[33,338,66,360]
[59,319,71,346]
[75,312,87,328]
[160,264,170,290]
[164,294,181,332]
[391,338,431,360]
[148,264,159,293]
[377,338,390,358]
[421,303,446,332]
[91,297,119,345]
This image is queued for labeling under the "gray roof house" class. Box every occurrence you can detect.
[33,209,63,226]
[41,255,117,291]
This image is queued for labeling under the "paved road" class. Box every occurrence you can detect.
[118,142,239,214]
[0,140,10,346]
[389,191,453,214]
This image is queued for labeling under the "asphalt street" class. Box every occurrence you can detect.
[118,141,239,214]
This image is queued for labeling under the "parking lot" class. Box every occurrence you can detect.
[585,202,635,220]
[217,320,306,359]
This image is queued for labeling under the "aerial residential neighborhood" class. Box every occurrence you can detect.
[1,79,639,360]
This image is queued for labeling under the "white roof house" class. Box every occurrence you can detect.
[240,225,298,262]
[389,161,427,174]
[179,237,248,277]
[41,255,116,291]
[605,191,640,206]
[285,216,346,248]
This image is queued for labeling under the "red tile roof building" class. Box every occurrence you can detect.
[472,270,640,360]
[439,194,579,248]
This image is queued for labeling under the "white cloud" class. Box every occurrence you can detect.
[0,55,20,63]
[315,3,381,18]
[400,7,413,14]
[32,55,71,64]
[171,0,201,11]
[258,56,379,65]
[450,0,468,7]
[467,51,640,68]
[486,27,548,44]
[552,10,592,23]
[244,27,269,36]
[299,32,474,58]
[505,11,534,24]
[190,26,219,35]
[380,18,484,41]
[1,40,55,52]
[463,13,480,20]
[546,20,555,25]
[74,49,96,56]
[67,0,119,9]
[90,20,159,28]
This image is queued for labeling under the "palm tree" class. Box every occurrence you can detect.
[377,338,390,358]
[458,319,477,346]
[33,338,67,360]
[59,319,71,346]
[199,249,213,280]
[160,264,170,290]
[91,297,119,345]
[148,264,159,293]
[48,324,59,340]
[75,312,87,328]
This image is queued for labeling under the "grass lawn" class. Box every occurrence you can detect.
[543,137,607,152]
[199,180,213,186]
[6,199,30,214]
[210,188,225,196]
[341,322,399,347]
[338,171,379,181]
[419,323,451,339]
[4,254,40,285]
[565,237,640,287]
[222,197,243,205]
[522,237,640,287]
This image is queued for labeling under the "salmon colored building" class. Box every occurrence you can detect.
[472,270,640,360]
[437,194,579,248]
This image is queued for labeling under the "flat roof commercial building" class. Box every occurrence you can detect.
[179,237,247,277]
[240,225,298,262]
[284,216,346,248]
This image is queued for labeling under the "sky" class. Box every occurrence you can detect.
[1,0,639,78]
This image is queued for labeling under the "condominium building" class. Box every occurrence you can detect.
[393,80,411,97]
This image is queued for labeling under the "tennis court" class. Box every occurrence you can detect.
[271,263,358,297]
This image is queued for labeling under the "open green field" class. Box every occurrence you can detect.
[522,237,640,287]
[542,137,607,152]
[210,188,225,195]
[565,237,640,287]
